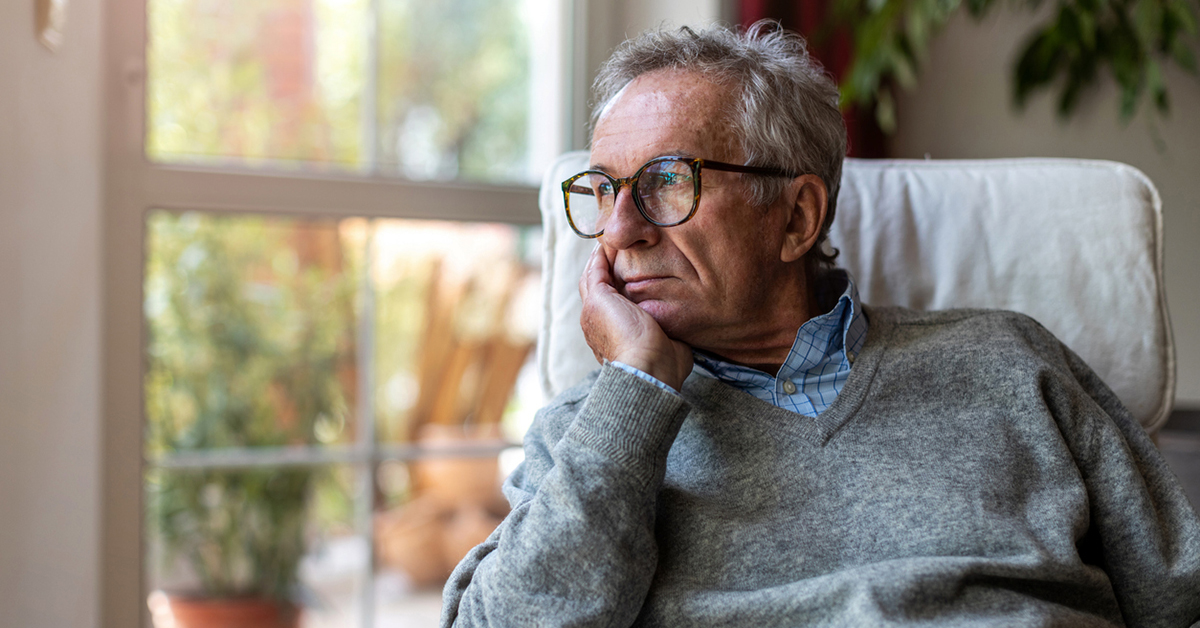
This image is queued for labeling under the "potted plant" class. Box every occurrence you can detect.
[144,212,357,627]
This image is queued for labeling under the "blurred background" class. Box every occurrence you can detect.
[1,0,1197,627]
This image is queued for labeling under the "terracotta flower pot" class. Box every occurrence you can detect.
[160,594,300,628]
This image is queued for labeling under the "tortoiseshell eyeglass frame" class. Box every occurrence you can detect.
[560,156,799,239]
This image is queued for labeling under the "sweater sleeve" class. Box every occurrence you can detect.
[439,364,691,628]
[1046,342,1200,627]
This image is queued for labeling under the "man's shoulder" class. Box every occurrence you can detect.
[865,305,1068,365]
[868,304,1055,337]
[866,304,1040,327]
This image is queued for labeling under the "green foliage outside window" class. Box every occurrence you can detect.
[377,0,532,181]
[146,0,534,182]
[144,212,358,600]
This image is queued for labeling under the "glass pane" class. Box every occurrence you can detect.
[370,219,542,446]
[143,212,544,626]
[144,211,360,456]
[146,0,370,170]
[146,465,367,628]
[369,219,540,615]
[373,452,524,625]
[146,0,564,183]
[372,459,443,624]
[377,0,532,182]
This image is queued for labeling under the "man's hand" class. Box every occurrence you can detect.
[579,246,694,391]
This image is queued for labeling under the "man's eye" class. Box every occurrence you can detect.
[597,181,615,196]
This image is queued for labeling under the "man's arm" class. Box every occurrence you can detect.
[439,365,689,627]
[1047,339,1200,626]
[440,246,696,626]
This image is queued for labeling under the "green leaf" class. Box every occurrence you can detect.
[1168,0,1198,34]
[1171,38,1198,72]
[875,87,898,134]
[1057,67,1086,117]
[906,2,931,54]
[1114,51,1146,121]
[892,45,920,89]
[1132,0,1165,51]
[1014,30,1063,107]
[1076,4,1097,51]
[1146,59,1170,112]
[965,0,994,17]
[1057,3,1082,44]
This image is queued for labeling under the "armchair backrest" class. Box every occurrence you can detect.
[537,152,1175,432]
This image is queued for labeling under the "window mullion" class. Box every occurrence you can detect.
[356,221,379,628]
[362,0,380,175]
[140,166,541,225]
[148,444,370,470]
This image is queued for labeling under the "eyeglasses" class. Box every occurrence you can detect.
[561,156,799,239]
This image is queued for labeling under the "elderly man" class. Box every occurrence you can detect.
[441,22,1200,627]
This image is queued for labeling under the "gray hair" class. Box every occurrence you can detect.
[591,20,847,268]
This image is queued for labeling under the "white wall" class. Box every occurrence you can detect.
[892,9,1200,407]
[0,1,103,627]
[575,0,730,148]
[620,0,729,36]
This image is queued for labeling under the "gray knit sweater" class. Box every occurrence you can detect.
[441,307,1200,627]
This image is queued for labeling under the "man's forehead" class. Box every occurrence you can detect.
[598,70,728,125]
[590,69,738,169]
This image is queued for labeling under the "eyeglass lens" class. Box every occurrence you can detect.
[565,158,697,236]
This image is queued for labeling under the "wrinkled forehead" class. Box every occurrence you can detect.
[590,69,741,170]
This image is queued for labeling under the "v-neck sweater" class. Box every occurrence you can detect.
[442,306,1200,627]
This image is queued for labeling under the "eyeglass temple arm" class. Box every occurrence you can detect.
[700,159,798,179]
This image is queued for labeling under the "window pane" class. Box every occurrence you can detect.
[368,220,540,612]
[370,220,542,446]
[144,211,544,626]
[146,0,563,183]
[146,465,366,628]
[376,0,532,182]
[373,450,526,625]
[144,211,360,455]
[146,0,370,170]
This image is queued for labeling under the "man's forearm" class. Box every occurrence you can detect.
[440,366,691,627]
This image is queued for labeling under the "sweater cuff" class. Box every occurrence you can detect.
[565,364,690,482]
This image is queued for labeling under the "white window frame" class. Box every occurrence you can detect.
[100,0,591,625]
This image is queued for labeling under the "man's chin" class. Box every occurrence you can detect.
[636,300,690,340]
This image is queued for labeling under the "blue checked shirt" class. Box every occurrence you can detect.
[613,269,868,417]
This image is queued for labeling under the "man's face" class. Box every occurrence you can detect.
[589,69,794,349]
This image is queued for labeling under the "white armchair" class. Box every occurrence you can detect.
[536,152,1175,432]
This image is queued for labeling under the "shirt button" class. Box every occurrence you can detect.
[781,380,797,395]
[847,351,857,364]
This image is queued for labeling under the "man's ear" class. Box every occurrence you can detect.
[780,175,829,264]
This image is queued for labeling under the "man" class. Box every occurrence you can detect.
[441,22,1200,627]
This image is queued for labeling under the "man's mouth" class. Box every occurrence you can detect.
[620,275,670,295]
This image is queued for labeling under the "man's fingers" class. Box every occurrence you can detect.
[580,245,613,299]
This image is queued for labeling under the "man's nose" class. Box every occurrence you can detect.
[600,186,659,250]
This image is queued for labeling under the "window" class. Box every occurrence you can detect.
[145,0,565,184]
[102,0,571,626]
[143,213,542,626]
